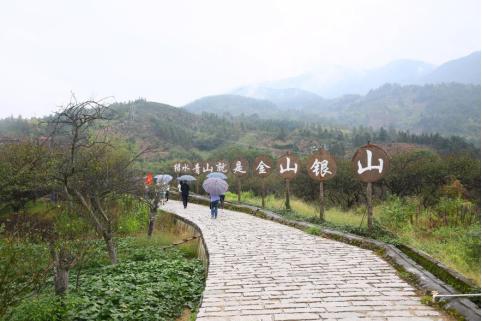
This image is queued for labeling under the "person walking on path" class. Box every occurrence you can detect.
[210,194,220,219]
[180,181,190,208]
[165,185,170,202]
[219,194,225,212]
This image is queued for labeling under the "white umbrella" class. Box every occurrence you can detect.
[155,174,173,184]
[202,177,228,195]
[177,175,197,182]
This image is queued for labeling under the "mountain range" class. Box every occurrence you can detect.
[232,51,480,99]
[184,51,481,143]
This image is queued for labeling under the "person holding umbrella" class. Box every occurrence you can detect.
[180,181,190,208]
[155,174,173,204]
[165,185,170,202]
[176,175,196,209]
[203,177,229,219]
[210,193,220,219]
[207,172,227,212]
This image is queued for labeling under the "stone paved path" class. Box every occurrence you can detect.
[162,201,449,321]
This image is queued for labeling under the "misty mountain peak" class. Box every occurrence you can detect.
[235,52,478,98]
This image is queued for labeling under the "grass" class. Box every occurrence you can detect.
[225,191,370,228]
[395,225,481,285]
[225,191,481,286]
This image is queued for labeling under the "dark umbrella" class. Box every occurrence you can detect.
[202,177,229,195]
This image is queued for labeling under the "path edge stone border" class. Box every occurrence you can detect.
[168,192,480,321]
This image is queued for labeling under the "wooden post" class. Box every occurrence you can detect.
[319,181,324,221]
[285,179,291,210]
[237,177,241,202]
[261,179,266,208]
[367,182,373,233]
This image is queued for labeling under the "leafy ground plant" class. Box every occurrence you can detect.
[4,238,205,321]
[71,252,204,321]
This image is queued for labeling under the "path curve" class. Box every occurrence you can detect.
[162,201,449,321]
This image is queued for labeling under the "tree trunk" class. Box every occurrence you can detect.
[147,191,160,237]
[103,232,117,264]
[148,207,156,237]
[49,244,71,296]
[54,266,69,295]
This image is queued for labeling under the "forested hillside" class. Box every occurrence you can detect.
[1,99,478,169]
[327,83,481,143]
[186,83,481,144]
[184,95,278,116]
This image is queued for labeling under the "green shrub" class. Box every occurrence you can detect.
[305,226,321,235]
[463,224,481,265]
[117,202,148,235]
[118,215,144,234]
[0,237,51,317]
[380,196,415,229]
[4,294,82,321]
[435,197,477,227]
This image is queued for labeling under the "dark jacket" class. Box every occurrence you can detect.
[180,182,190,196]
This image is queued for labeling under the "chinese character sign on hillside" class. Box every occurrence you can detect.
[215,160,229,173]
[253,155,273,178]
[181,163,191,174]
[306,149,337,181]
[312,160,331,176]
[202,161,214,174]
[357,150,382,174]
[173,162,181,174]
[231,159,248,176]
[192,162,202,176]
[277,154,300,180]
[352,144,390,183]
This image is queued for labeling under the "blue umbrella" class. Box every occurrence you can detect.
[202,177,228,195]
[207,172,228,180]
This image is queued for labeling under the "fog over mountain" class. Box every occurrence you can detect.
[184,95,279,116]
[231,87,327,110]
[232,51,480,99]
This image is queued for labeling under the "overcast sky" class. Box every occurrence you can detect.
[0,0,480,118]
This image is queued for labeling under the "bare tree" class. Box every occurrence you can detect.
[143,183,161,237]
[70,143,142,263]
[48,99,140,266]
